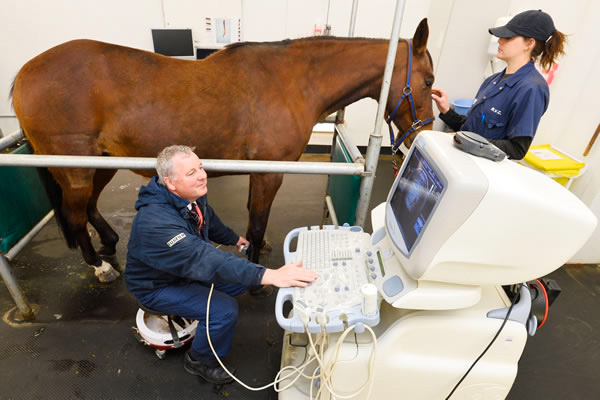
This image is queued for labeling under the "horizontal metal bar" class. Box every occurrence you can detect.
[0,154,365,176]
[0,130,24,152]
[335,124,365,163]
[6,211,55,261]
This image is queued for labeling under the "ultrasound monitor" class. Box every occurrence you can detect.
[374,131,596,294]
[388,147,445,255]
[151,29,194,58]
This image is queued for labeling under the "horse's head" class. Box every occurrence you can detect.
[386,18,435,155]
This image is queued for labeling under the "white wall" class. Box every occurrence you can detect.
[0,0,164,135]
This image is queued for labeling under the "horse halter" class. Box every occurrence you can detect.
[385,39,435,162]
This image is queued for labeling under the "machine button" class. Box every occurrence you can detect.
[369,266,375,271]
[370,273,377,279]
[366,251,373,257]
[368,258,374,264]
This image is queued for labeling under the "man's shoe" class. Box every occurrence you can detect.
[184,352,235,384]
[249,285,274,298]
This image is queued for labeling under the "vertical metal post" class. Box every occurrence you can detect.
[0,255,34,320]
[355,0,406,226]
[326,0,361,225]
[334,0,360,125]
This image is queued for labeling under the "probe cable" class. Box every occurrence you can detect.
[206,283,329,392]
[308,322,377,400]
[206,283,378,399]
[445,284,523,400]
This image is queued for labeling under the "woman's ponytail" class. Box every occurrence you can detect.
[532,30,567,71]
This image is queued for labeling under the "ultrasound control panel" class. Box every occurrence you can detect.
[275,225,380,333]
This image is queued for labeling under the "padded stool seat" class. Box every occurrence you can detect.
[137,301,183,348]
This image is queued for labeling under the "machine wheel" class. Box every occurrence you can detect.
[155,349,167,360]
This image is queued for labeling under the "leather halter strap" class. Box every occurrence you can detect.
[385,39,435,154]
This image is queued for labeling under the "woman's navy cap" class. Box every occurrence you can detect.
[489,10,556,41]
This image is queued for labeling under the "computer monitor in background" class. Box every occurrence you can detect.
[151,29,194,59]
[196,48,219,60]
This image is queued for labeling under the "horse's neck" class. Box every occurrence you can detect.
[286,39,399,117]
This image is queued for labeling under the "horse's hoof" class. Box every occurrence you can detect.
[260,239,272,255]
[90,260,120,282]
[99,252,120,267]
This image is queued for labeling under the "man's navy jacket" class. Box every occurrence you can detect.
[125,176,266,298]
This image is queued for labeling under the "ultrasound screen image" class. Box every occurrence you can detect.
[390,148,444,252]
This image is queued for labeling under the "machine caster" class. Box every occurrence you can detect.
[155,348,167,360]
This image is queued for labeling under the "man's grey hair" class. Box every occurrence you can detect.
[156,145,197,185]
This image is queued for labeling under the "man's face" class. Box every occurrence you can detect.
[164,152,208,202]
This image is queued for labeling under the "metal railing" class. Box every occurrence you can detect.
[0,0,408,321]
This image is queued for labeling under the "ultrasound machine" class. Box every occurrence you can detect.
[275,131,596,399]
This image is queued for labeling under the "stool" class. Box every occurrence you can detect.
[133,302,198,359]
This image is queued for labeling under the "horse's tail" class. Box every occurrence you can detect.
[8,75,16,105]
[36,167,78,249]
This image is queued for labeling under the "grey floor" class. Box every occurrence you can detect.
[0,156,599,399]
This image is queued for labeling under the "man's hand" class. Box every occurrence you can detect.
[261,261,318,288]
[432,87,450,114]
[236,236,250,253]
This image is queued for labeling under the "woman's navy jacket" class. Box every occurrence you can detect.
[125,176,265,298]
[462,60,549,140]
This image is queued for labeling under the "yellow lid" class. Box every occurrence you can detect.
[523,145,585,172]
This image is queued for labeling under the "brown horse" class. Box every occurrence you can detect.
[10,19,434,282]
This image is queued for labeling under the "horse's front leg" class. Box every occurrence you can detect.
[246,173,284,264]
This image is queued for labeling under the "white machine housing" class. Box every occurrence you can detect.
[369,131,596,310]
[278,131,597,400]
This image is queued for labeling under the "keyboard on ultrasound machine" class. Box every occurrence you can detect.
[275,225,380,333]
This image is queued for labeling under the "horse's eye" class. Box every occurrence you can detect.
[425,80,433,88]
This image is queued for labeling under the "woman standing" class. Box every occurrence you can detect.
[432,10,566,159]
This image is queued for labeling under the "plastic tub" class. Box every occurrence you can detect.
[451,98,474,116]
[520,145,585,188]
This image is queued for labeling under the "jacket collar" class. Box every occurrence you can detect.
[499,60,536,88]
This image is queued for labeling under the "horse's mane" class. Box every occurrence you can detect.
[224,36,433,69]
[224,36,387,51]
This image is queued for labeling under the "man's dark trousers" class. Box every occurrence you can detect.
[138,281,247,366]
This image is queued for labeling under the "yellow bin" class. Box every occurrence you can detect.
[521,144,585,188]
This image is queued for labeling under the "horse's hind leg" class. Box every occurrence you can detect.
[87,169,120,267]
[246,173,284,264]
[55,168,120,283]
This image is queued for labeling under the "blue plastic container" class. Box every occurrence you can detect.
[451,98,474,116]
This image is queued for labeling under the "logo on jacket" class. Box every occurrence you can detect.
[490,107,502,115]
[167,233,186,247]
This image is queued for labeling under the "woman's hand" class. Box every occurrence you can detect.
[432,87,450,114]
[261,260,318,288]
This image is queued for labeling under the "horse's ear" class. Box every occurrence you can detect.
[412,18,429,55]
